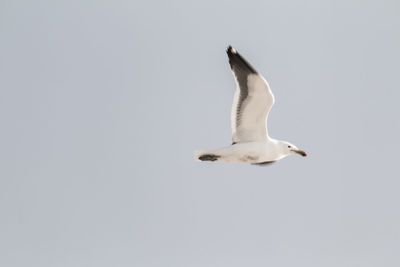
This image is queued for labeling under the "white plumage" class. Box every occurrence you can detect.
[194,46,306,164]
[231,74,274,143]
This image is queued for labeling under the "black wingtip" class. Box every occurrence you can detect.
[226,45,235,56]
[198,154,220,162]
[226,45,257,74]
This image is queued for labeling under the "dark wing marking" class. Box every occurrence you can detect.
[227,46,274,143]
[227,46,257,74]
[198,154,220,161]
[227,46,257,129]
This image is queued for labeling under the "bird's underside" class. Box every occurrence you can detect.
[194,140,286,164]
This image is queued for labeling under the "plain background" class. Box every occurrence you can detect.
[1,0,400,266]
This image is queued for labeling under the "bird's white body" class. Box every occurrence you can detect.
[195,140,290,164]
[194,46,306,164]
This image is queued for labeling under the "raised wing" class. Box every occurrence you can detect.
[227,46,274,144]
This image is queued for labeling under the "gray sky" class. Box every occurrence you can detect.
[1,0,400,266]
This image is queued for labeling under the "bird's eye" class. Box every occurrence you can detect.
[288,145,291,148]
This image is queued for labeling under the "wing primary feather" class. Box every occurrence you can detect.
[226,46,274,143]
[226,46,257,74]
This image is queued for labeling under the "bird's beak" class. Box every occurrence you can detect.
[292,149,307,157]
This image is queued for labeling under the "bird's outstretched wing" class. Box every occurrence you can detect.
[227,46,274,144]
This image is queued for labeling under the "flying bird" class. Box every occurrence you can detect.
[194,46,307,164]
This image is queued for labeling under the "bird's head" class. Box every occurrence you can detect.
[281,141,307,157]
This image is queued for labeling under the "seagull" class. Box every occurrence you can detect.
[194,46,307,164]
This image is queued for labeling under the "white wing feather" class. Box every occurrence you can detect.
[231,73,274,143]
